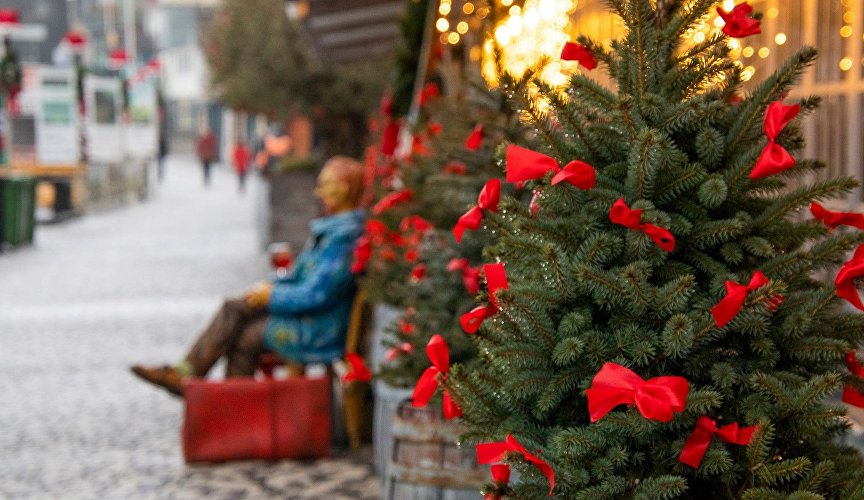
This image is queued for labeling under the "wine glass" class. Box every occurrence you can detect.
[268,242,294,278]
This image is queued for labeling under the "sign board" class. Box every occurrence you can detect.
[84,75,123,164]
[125,78,158,160]
[35,67,80,165]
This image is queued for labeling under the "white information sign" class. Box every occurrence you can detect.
[84,75,124,164]
[125,79,158,160]
[35,67,80,165]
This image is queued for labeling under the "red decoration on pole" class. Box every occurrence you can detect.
[454,179,501,243]
[476,435,555,496]
[843,352,864,407]
[108,49,129,69]
[810,202,864,231]
[343,353,373,383]
[411,334,462,419]
[460,263,509,334]
[608,199,676,252]
[836,244,864,311]
[465,124,484,151]
[586,362,689,423]
[506,145,596,189]
[372,190,414,215]
[717,2,761,38]
[678,416,758,468]
[0,9,20,25]
[710,270,771,327]
[749,100,800,179]
[560,41,597,70]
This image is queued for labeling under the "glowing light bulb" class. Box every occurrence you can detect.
[775,33,787,45]
[766,7,779,19]
[448,32,460,45]
[714,17,725,28]
[758,47,769,58]
[741,66,755,81]
[501,0,513,5]
[742,46,754,58]
[844,12,855,23]
[840,57,853,71]
[457,21,469,34]
[462,2,474,14]
[436,18,449,32]
[727,39,740,49]
[840,26,853,38]
[694,32,706,43]
[722,0,735,12]
[439,3,451,15]
[509,5,521,15]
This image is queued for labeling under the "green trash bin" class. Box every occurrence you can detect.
[0,175,36,247]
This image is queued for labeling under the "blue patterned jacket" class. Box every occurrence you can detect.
[262,209,365,364]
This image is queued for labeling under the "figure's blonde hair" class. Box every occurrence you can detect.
[322,155,365,207]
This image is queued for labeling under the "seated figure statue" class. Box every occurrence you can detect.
[131,156,366,396]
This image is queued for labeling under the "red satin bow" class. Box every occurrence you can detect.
[810,202,864,231]
[465,124,484,151]
[750,100,800,180]
[411,264,427,281]
[454,179,501,243]
[717,2,761,38]
[372,190,414,215]
[560,41,597,70]
[461,263,509,334]
[678,416,758,468]
[843,352,864,407]
[412,334,462,419]
[608,199,676,252]
[506,145,596,189]
[447,258,482,295]
[444,161,468,175]
[343,352,372,383]
[483,463,511,500]
[381,119,401,156]
[419,82,440,106]
[476,435,555,496]
[586,362,689,423]
[710,270,771,327]
[836,244,864,311]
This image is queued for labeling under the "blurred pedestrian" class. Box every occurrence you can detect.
[232,142,251,194]
[195,127,217,187]
[157,129,169,183]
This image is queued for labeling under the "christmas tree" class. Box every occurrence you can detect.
[414,1,864,498]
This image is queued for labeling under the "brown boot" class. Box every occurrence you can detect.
[130,365,185,397]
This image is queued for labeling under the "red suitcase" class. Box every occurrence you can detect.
[182,376,332,462]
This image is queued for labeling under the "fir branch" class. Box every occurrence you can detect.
[752,177,859,230]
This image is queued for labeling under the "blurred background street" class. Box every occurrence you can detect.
[0,156,378,499]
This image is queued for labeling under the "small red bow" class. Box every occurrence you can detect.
[343,352,372,383]
[448,258,482,295]
[678,416,758,468]
[465,124,484,151]
[483,463,511,500]
[381,119,401,156]
[477,435,555,496]
[717,2,761,38]
[412,334,462,419]
[350,236,371,274]
[454,179,501,243]
[419,82,440,106]
[710,270,771,327]
[428,121,443,136]
[608,199,676,252]
[410,264,427,281]
[750,100,800,179]
[400,215,433,242]
[372,190,414,215]
[461,263,509,334]
[836,244,864,311]
[412,135,432,156]
[506,145,596,189]
[444,161,468,175]
[586,362,689,423]
[560,41,597,70]
[843,352,864,407]
[810,202,864,231]
[386,342,414,362]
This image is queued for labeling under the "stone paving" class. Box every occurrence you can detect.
[0,157,379,499]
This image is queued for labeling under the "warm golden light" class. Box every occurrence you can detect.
[758,47,769,58]
[742,46,754,58]
[844,12,855,23]
[448,32,460,45]
[462,2,475,14]
[840,26,853,38]
[741,66,755,81]
[693,32,706,43]
[727,39,740,50]
[766,7,779,19]
[509,5,521,16]
[840,57,853,71]
[775,33,787,45]
[439,2,451,15]
[714,17,725,28]
[501,0,512,5]
[436,18,449,32]
[722,0,735,12]
[457,21,469,34]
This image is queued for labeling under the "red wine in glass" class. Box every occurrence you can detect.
[268,243,294,277]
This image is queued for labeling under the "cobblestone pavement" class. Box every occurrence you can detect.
[0,157,379,499]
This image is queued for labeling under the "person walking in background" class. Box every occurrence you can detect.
[232,142,251,194]
[196,127,217,187]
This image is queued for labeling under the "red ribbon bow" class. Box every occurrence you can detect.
[419,82,440,106]
[506,145,596,189]
[386,342,414,362]
[477,435,555,496]
[350,236,372,274]
[410,264,427,281]
[444,161,468,175]
[454,179,501,243]
[586,362,689,423]
[461,263,509,334]
[372,190,414,215]
[710,270,771,327]
[678,416,758,468]
[465,124,484,151]
[448,258,482,295]
[717,2,761,38]
[810,202,864,231]
[483,463,511,500]
[342,352,373,383]
[608,199,676,252]
[560,42,597,70]
[843,352,864,407]
[836,244,864,311]
[381,119,401,156]
[750,100,800,180]
[412,334,462,419]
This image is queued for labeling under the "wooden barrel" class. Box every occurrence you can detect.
[383,400,486,500]
[374,381,414,476]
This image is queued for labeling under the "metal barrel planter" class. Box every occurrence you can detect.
[383,400,486,500]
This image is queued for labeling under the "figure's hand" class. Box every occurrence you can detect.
[244,282,272,308]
